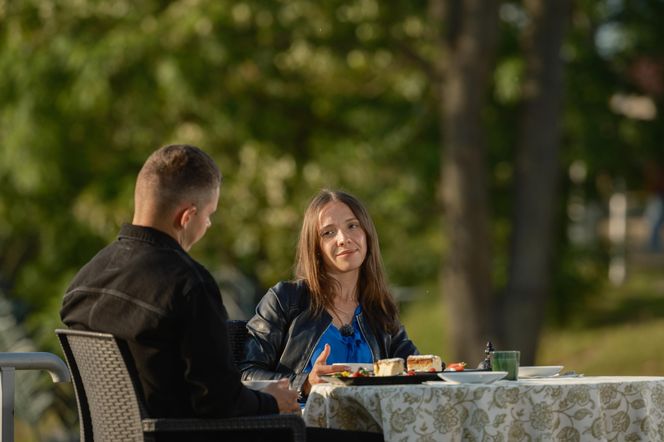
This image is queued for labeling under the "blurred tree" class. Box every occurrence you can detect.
[502,0,570,363]
[430,0,499,363]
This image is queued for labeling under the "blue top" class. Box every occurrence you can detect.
[303,305,373,373]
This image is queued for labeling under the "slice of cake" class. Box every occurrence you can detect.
[407,355,443,372]
[373,358,405,376]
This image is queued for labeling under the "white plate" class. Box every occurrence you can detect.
[332,363,373,373]
[437,371,508,384]
[242,379,280,390]
[518,366,564,378]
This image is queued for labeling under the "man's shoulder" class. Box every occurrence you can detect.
[66,238,217,302]
[129,241,215,289]
[167,254,219,299]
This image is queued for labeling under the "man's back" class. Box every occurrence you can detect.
[61,224,276,418]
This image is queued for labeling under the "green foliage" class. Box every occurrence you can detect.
[0,291,67,436]
[0,0,441,351]
[1,0,661,370]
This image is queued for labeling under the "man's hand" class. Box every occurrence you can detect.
[263,379,299,414]
[303,344,349,395]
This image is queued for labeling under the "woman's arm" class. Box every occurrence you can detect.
[239,286,291,381]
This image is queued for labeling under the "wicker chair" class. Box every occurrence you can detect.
[55,328,305,442]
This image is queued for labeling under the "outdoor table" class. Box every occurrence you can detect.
[303,376,664,441]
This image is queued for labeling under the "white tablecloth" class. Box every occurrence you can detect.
[303,376,664,441]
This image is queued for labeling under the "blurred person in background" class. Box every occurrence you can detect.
[644,161,664,252]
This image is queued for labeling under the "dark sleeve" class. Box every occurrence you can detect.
[180,279,278,417]
[388,321,419,359]
[239,285,292,382]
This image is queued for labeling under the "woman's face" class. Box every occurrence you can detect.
[317,201,367,277]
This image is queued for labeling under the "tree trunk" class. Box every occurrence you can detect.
[433,0,499,362]
[502,0,570,364]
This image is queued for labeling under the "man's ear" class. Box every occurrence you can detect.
[174,205,197,229]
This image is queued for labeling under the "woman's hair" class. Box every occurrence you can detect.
[295,189,399,333]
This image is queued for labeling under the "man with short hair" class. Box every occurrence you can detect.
[61,144,299,420]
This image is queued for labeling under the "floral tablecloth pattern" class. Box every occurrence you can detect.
[303,376,664,442]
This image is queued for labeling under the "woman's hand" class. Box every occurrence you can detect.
[303,344,349,395]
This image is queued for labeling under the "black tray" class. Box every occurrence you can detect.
[321,372,442,386]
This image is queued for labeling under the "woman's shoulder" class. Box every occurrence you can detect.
[255,280,311,324]
[266,279,310,308]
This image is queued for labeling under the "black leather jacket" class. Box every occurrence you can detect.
[239,280,418,393]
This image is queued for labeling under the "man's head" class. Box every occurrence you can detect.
[133,144,222,251]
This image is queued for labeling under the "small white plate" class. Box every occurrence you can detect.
[518,366,564,378]
[332,363,373,373]
[437,371,508,384]
[242,380,280,390]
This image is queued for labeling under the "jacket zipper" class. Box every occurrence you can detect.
[299,321,331,373]
[356,312,376,362]
[293,320,331,399]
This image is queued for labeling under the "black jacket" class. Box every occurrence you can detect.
[239,280,418,393]
[60,224,277,418]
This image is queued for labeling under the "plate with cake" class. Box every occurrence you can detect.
[321,355,445,386]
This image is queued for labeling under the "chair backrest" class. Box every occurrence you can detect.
[226,320,249,365]
[56,329,147,442]
[57,330,93,442]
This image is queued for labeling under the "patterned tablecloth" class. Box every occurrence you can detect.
[303,376,664,441]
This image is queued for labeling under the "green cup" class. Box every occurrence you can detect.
[490,351,520,380]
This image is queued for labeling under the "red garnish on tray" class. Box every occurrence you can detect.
[350,368,371,377]
[447,362,467,372]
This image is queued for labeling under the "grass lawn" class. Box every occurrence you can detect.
[538,319,664,375]
[540,264,664,376]
[401,262,664,376]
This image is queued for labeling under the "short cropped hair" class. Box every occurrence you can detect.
[135,144,222,214]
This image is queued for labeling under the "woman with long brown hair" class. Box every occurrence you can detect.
[240,189,418,399]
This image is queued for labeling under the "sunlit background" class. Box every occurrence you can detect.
[1,0,663,439]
